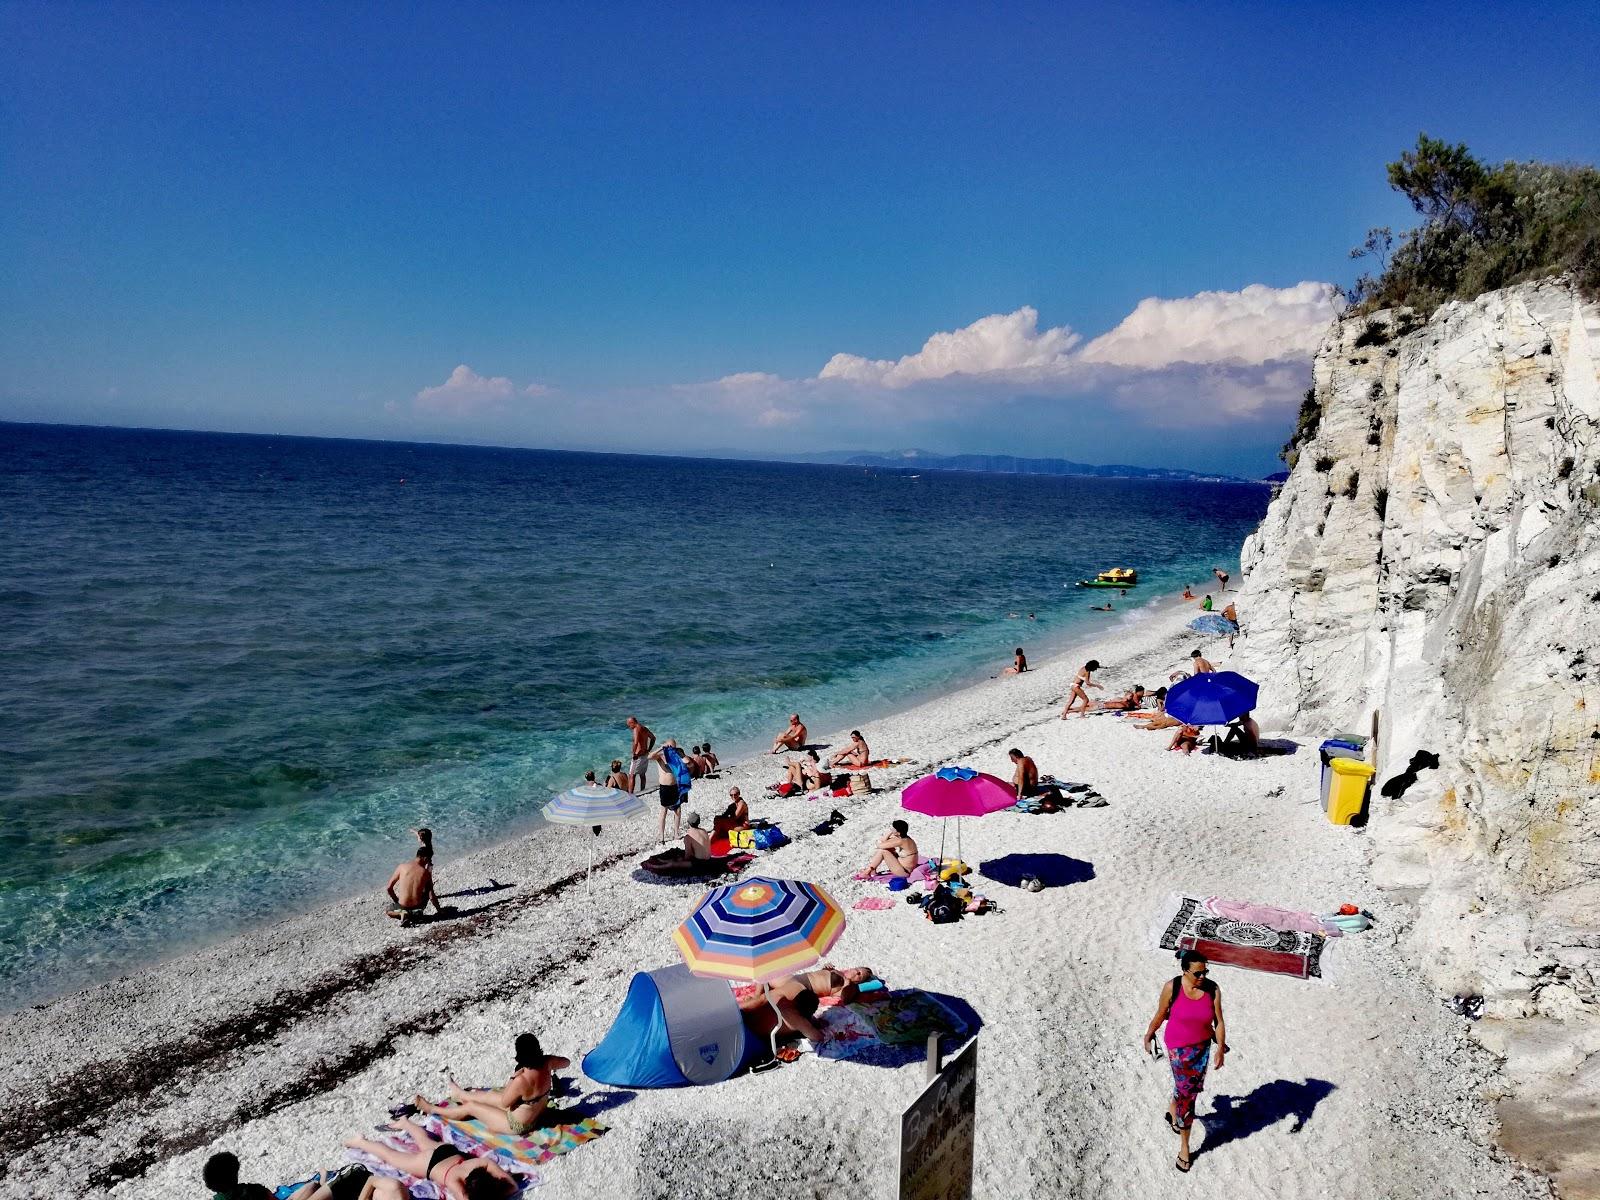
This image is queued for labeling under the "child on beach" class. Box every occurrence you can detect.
[1061,660,1103,717]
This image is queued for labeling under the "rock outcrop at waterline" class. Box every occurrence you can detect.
[1233,278,1600,1196]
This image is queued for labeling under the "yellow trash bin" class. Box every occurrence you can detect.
[1327,758,1376,826]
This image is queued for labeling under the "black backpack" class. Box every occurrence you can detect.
[925,884,962,924]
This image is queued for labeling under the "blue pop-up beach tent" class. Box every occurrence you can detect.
[583,963,750,1087]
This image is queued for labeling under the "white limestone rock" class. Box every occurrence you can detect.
[1235,277,1600,1194]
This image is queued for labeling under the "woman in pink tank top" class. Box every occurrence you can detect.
[1141,950,1227,1173]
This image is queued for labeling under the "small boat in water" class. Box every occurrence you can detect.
[1075,567,1139,588]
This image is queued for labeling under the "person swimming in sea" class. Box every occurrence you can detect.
[1090,601,1114,612]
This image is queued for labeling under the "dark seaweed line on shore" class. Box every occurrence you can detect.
[2,847,640,1189]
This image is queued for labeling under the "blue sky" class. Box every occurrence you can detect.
[2,2,1597,475]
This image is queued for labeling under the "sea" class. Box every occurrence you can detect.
[0,422,1269,1011]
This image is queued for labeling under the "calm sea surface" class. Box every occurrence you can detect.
[0,423,1268,1009]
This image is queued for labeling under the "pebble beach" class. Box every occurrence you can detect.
[1,598,1552,1200]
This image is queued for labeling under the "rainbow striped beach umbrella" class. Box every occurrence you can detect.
[673,876,846,985]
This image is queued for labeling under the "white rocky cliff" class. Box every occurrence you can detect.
[1234,278,1600,1196]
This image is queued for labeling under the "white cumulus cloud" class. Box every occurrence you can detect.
[818,306,1081,387]
[413,365,551,416]
[1077,281,1341,368]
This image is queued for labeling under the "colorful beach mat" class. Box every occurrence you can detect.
[347,1107,604,1198]
[1155,894,1327,980]
[816,989,971,1061]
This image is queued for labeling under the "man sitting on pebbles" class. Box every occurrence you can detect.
[385,845,441,927]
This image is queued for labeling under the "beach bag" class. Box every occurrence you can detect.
[925,884,962,925]
[662,745,693,791]
[728,827,756,851]
[849,772,872,794]
[751,825,788,851]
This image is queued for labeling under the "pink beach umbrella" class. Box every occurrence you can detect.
[901,766,1016,865]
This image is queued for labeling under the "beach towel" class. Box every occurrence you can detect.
[1202,896,1341,936]
[661,745,693,792]
[1155,894,1327,980]
[852,896,897,911]
[816,990,971,1061]
[852,856,932,885]
[422,1110,604,1167]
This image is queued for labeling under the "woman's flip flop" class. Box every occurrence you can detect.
[1175,1152,1192,1173]
[1164,1111,1181,1134]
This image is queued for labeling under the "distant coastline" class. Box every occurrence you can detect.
[0,419,1272,485]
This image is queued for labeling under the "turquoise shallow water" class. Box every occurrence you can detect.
[0,422,1268,1009]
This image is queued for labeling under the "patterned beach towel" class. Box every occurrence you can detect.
[346,1108,604,1197]
[816,989,970,1061]
[1155,894,1328,980]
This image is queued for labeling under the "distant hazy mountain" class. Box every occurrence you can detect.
[837,449,1258,483]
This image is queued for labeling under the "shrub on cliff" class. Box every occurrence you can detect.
[1348,135,1600,315]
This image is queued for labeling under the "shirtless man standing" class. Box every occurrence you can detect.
[651,739,689,842]
[1213,566,1230,592]
[386,846,440,926]
[771,713,807,754]
[626,716,656,794]
[863,820,919,878]
[1189,648,1216,674]
[828,730,870,769]
[1061,659,1102,718]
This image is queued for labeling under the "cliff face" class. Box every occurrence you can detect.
[1234,278,1600,1194]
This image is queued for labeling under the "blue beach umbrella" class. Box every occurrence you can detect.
[1165,670,1259,726]
[545,784,647,897]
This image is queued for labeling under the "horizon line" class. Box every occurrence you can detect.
[0,416,1273,483]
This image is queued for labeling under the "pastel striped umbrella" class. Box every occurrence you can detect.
[544,784,646,826]
[673,876,846,985]
[544,784,646,898]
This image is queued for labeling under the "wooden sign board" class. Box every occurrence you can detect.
[898,1037,978,1200]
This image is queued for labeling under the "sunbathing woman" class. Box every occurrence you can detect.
[1002,647,1028,675]
[827,730,870,769]
[1097,684,1147,711]
[861,820,919,877]
[792,964,876,1003]
[345,1118,517,1199]
[715,786,749,834]
[414,1033,572,1136]
[1168,724,1202,754]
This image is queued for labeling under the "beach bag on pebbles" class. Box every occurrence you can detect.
[925,884,963,925]
[751,825,789,851]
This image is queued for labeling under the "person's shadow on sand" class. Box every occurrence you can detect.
[979,853,1095,888]
[1197,1078,1336,1156]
